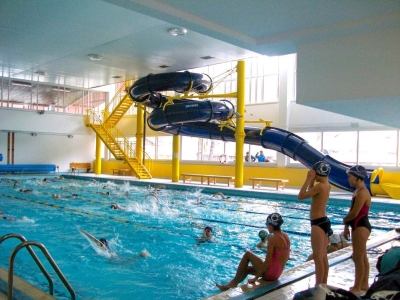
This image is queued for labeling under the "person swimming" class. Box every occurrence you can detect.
[99,238,109,249]
[256,229,271,250]
[197,226,214,243]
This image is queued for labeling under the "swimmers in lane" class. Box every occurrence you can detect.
[212,192,231,199]
[197,226,214,243]
[96,191,110,196]
[0,209,16,221]
[110,203,125,210]
[256,229,272,250]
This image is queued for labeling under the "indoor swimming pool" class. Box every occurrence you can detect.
[0,175,399,300]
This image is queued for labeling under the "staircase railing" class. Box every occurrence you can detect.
[86,110,152,170]
[0,233,75,300]
[103,80,136,119]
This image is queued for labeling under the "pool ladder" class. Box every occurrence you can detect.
[0,233,76,300]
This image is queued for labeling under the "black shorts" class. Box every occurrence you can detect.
[310,216,331,234]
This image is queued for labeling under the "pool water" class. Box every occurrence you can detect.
[0,176,398,300]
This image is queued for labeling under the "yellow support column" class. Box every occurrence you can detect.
[235,60,246,188]
[95,135,102,175]
[172,135,180,182]
[136,104,144,163]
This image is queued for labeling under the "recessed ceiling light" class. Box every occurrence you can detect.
[168,27,187,36]
[159,65,170,68]
[35,70,48,76]
[200,56,215,60]
[86,54,103,61]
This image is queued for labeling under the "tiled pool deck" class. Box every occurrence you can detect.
[52,174,400,299]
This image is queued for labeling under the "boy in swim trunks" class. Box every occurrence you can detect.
[298,161,331,285]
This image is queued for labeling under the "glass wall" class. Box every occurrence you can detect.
[290,130,400,167]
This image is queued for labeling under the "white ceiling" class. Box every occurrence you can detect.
[1,0,400,125]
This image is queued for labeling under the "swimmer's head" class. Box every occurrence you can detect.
[258,230,269,240]
[110,203,118,209]
[99,238,108,248]
[205,226,212,233]
[347,165,368,180]
[312,161,331,177]
[266,213,284,229]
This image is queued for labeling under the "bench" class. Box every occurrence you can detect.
[249,178,289,190]
[181,173,235,186]
[68,162,91,175]
[112,168,130,176]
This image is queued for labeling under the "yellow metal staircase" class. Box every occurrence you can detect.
[86,81,152,179]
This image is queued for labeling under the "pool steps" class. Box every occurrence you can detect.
[0,233,75,300]
[0,267,56,300]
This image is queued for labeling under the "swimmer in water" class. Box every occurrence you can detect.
[19,189,33,194]
[98,238,109,250]
[0,210,15,221]
[197,226,214,243]
[52,193,61,199]
[256,230,271,250]
[110,203,125,210]
[212,192,231,199]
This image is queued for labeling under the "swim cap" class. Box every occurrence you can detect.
[347,165,368,180]
[313,161,331,176]
[99,238,108,247]
[205,226,212,232]
[266,213,283,227]
[329,233,341,244]
[258,230,269,240]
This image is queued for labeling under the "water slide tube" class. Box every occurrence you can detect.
[129,72,399,198]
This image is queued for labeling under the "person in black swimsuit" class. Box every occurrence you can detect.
[343,165,371,295]
[298,161,332,286]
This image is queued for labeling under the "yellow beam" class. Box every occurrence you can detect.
[136,104,144,163]
[235,60,245,188]
[172,135,180,182]
[95,135,102,175]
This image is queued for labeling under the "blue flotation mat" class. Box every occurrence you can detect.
[0,164,56,173]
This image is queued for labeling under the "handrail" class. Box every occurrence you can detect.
[0,233,54,295]
[103,79,136,117]
[8,241,76,300]
[86,109,153,174]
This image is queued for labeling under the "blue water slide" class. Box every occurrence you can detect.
[128,72,372,193]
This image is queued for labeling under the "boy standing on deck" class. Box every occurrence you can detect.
[297,161,332,286]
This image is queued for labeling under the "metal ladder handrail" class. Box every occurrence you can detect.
[8,241,76,300]
[0,233,54,295]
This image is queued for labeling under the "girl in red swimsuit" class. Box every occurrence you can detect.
[343,165,371,296]
[216,213,290,291]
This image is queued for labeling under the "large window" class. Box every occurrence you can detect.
[288,130,400,167]
[323,132,357,165]
[359,131,397,166]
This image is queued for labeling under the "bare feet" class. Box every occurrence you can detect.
[215,282,235,291]
[349,287,366,296]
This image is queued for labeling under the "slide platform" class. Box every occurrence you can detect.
[128,72,397,198]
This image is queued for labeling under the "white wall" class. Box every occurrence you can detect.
[0,108,96,172]
[297,27,400,129]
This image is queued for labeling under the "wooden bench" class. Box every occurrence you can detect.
[112,168,130,176]
[181,173,235,186]
[249,178,289,190]
[69,162,91,175]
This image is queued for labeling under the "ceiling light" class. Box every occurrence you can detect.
[200,56,215,60]
[86,54,103,61]
[168,27,187,36]
[11,81,32,87]
[35,70,48,76]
